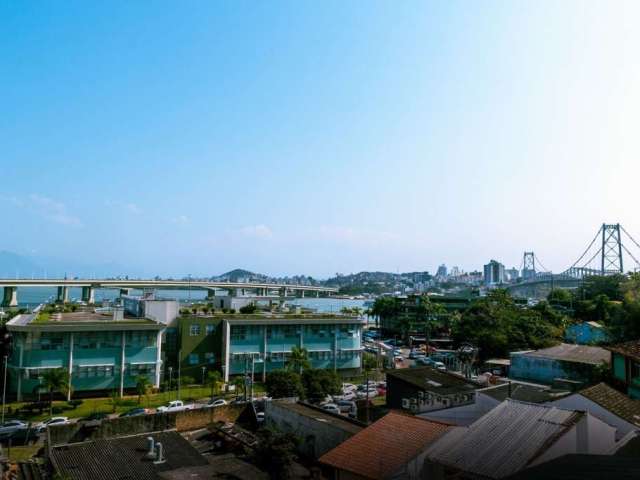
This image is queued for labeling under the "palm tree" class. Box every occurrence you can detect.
[206,371,222,401]
[41,368,70,416]
[232,376,245,400]
[287,346,310,374]
[135,375,152,405]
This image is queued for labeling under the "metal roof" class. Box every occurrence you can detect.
[425,399,584,479]
[514,343,610,365]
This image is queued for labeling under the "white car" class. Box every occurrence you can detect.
[356,388,378,399]
[207,398,228,408]
[321,403,341,415]
[156,400,194,413]
[333,391,356,402]
[36,417,69,433]
[342,383,357,392]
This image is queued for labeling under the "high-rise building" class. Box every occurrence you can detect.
[484,260,505,286]
[436,264,448,278]
[505,267,519,282]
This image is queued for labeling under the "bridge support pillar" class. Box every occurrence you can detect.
[206,289,216,300]
[57,286,69,303]
[2,287,17,307]
[301,290,305,298]
[119,288,130,297]
[316,291,320,298]
[81,286,95,304]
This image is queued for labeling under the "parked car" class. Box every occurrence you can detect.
[320,403,341,415]
[342,383,357,392]
[207,398,228,407]
[156,400,194,413]
[336,400,357,416]
[356,388,378,399]
[434,361,447,371]
[256,411,265,423]
[119,407,148,418]
[80,412,109,427]
[0,420,28,438]
[417,357,438,367]
[1,427,39,445]
[36,417,69,433]
[333,390,356,402]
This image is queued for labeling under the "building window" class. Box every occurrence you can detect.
[205,352,215,364]
[190,324,201,336]
[206,325,216,335]
[230,326,247,341]
[129,364,155,377]
[189,353,199,365]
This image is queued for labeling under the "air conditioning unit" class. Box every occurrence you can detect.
[402,398,410,409]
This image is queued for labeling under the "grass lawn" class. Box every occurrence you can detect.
[4,383,266,423]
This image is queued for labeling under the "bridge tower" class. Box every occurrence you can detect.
[601,223,623,274]
[521,252,536,279]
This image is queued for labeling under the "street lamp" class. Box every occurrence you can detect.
[168,366,173,399]
[201,366,206,385]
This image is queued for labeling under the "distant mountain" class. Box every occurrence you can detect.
[213,269,268,282]
[0,251,43,277]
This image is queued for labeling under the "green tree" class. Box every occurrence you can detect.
[252,427,299,480]
[206,371,223,400]
[287,346,310,374]
[180,375,195,399]
[135,375,152,405]
[232,376,245,400]
[452,290,562,361]
[301,368,341,402]
[265,370,304,399]
[41,368,70,415]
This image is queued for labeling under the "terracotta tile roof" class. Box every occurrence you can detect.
[579,382,640,427]
[608,340,640,363]
[319,411,451,479]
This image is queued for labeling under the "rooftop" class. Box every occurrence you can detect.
[479,382,571,404]
[49,431,208,480]
[8,310,162,331]
[158,454,268,480]
[425,399,585,479]
[503,454,640,480]
[269,401,364,435]
[608,340,640,363]
[514,343,610,365]
[386,366,478,395]
[319,411,451,480]
[577,382,640,427]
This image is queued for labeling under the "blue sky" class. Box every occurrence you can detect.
[2,1,640,278]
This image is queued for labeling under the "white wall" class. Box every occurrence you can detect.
[551,394,637,440]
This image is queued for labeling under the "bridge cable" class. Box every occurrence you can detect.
[567,226,603,270]
[621,243,640,269]
[581,246,603,272]
[620,225,640,252]
[532,254,551,273]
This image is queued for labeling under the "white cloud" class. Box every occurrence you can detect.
[28,194,82,226]
[171,215,190,225]
[239,224,273,239]
[105,200,143,215]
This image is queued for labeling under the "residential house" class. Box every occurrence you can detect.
[502,454,640,480]
[607,340,640,399]
[551,382,640,439]
[386,367,478,414]
[421,381,570,426]
[424,399,617,479]
[510,343,610,385]
[565,321,608,345]
[319,411,451,480]
[265,400,364,459]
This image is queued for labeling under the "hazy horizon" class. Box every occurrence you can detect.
[3,1,640,278]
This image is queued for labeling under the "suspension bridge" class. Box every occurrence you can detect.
[506,223,640,298]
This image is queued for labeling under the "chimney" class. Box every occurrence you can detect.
[154,442,165,464]
[146,437,155,458]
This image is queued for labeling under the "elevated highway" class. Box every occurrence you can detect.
[0,279,338,306]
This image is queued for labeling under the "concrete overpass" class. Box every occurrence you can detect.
[0,279,338,307]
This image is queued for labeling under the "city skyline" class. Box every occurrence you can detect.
[3,2,640,277]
